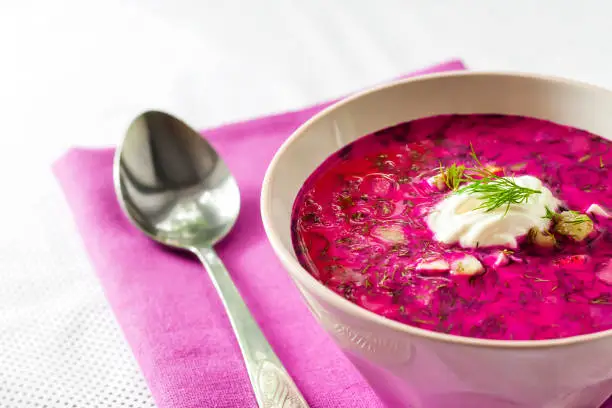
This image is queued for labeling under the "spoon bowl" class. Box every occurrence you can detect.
[114,110,309,408]
[114,111,240,249]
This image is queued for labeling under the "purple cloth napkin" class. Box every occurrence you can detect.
[53,60,466,408]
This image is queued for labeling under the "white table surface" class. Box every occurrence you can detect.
[1,1,612,406]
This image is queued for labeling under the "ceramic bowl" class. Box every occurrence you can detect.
[260,72,612,408]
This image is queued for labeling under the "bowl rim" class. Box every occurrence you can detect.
[261,70,612,349]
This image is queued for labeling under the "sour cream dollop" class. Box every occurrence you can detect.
[426,175,560,248]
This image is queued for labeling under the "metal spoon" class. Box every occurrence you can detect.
[114,110,309,408]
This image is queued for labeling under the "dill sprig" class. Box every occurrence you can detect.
[457,176,542,214]
[439,162,466,191]
[469,142,484,167]
[542,205,556,220]
[442,142,542,214]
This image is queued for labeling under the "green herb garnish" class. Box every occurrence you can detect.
[524,274,550,283]
[457,175,542,214]
[439,142,542,214]
[338,194,354,209]
[590,296,612,305]
[578,154,592,163]
[542,205,556,220]
[469,142,484,167]
[439,161,466,191]
[378,272,389,285]
[601,156,605,168]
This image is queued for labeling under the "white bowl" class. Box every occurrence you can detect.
[261,72,612,408]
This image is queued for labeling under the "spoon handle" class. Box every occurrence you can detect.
[194,246,310,408]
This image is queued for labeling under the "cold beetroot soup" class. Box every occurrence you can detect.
[291,114,612,341]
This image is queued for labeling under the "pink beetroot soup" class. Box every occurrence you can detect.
[291,114,612,340]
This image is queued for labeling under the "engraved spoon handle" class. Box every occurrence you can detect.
[194,246,310,408]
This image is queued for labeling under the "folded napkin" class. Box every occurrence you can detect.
[54,60,466,408]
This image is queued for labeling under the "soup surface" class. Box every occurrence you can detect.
[291,114,612,340]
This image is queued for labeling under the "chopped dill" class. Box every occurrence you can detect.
[378,272,389,285]
[590,296,612,305]
[439,161,466,191]
[524,275,550,283]
[469,142,484,167]
[412,317,436,325]
[542,205,556,220]
[578,154,592,163]
[601,156,605,168]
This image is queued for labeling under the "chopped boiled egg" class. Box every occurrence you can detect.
[586,204,610,219]
[416,259,450,273]
[450,255,484,276]
[426,174,447,191]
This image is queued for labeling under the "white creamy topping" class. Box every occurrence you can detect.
[426,175,560,248]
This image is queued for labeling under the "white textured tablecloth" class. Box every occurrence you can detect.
[1,1,612,406]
